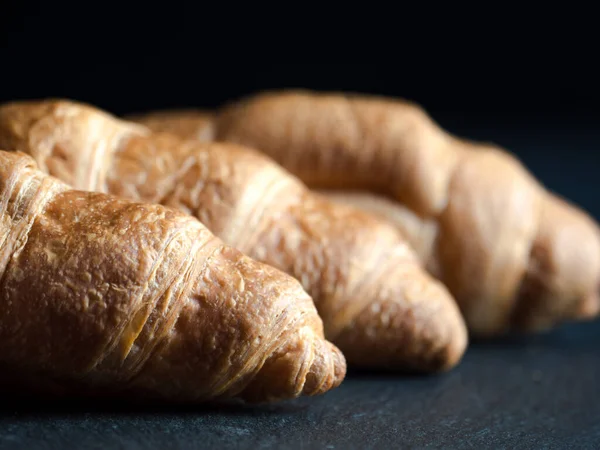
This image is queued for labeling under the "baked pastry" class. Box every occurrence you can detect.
[0,100,468,371]
[0,150,345,404]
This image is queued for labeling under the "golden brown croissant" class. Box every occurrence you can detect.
[0,100,467,372]
[131,90,600,336]
[126,109,215,142]
[0,149,346,404]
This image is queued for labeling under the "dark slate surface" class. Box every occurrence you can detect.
[0,125,599,450]
[1,324,600,450]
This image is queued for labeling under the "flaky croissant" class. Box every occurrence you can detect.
[126,109,215,142]
[0,150,345,404]
[131,90,600,336]
[0,100,467,372]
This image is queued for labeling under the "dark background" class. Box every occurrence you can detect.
[2,4,598,219]
[1,2,599,122]
[1,3,600,449]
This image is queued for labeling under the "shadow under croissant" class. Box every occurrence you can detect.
[0,390,313,418]
[0,361,428,416]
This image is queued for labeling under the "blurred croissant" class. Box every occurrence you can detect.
[0,99,467,372]
[130,90,600,336]
[0,150,345,404]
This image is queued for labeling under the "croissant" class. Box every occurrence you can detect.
[0,149,346,404]
[0,100,467,372]
[130,90,600,336]
[126,109,215,142]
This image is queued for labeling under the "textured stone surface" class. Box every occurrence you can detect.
[1,321,600,449]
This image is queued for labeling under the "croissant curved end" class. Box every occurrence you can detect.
[238,330,347,404]
[301,340,346,397]
[573,290,600,321]
[331,275,468,374]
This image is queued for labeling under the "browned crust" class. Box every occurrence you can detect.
[0,150,345,403]
[129,91,600,336]
[0,100,468,372]
[127,109,215,142]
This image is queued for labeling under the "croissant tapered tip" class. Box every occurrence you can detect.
[238,332,346,404]
[435,319,469,373]
[572,290,600,321]
[406,299,469,374]
[302,340,346,397]
[332,275,468,373]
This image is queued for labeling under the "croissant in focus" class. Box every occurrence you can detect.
[0,100,467,372]
[130,91,600,336]
[0,150,346,404]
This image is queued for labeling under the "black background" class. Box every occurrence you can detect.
[1,3,600,449]
[1,3,598,218]
[1,2,599,122]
